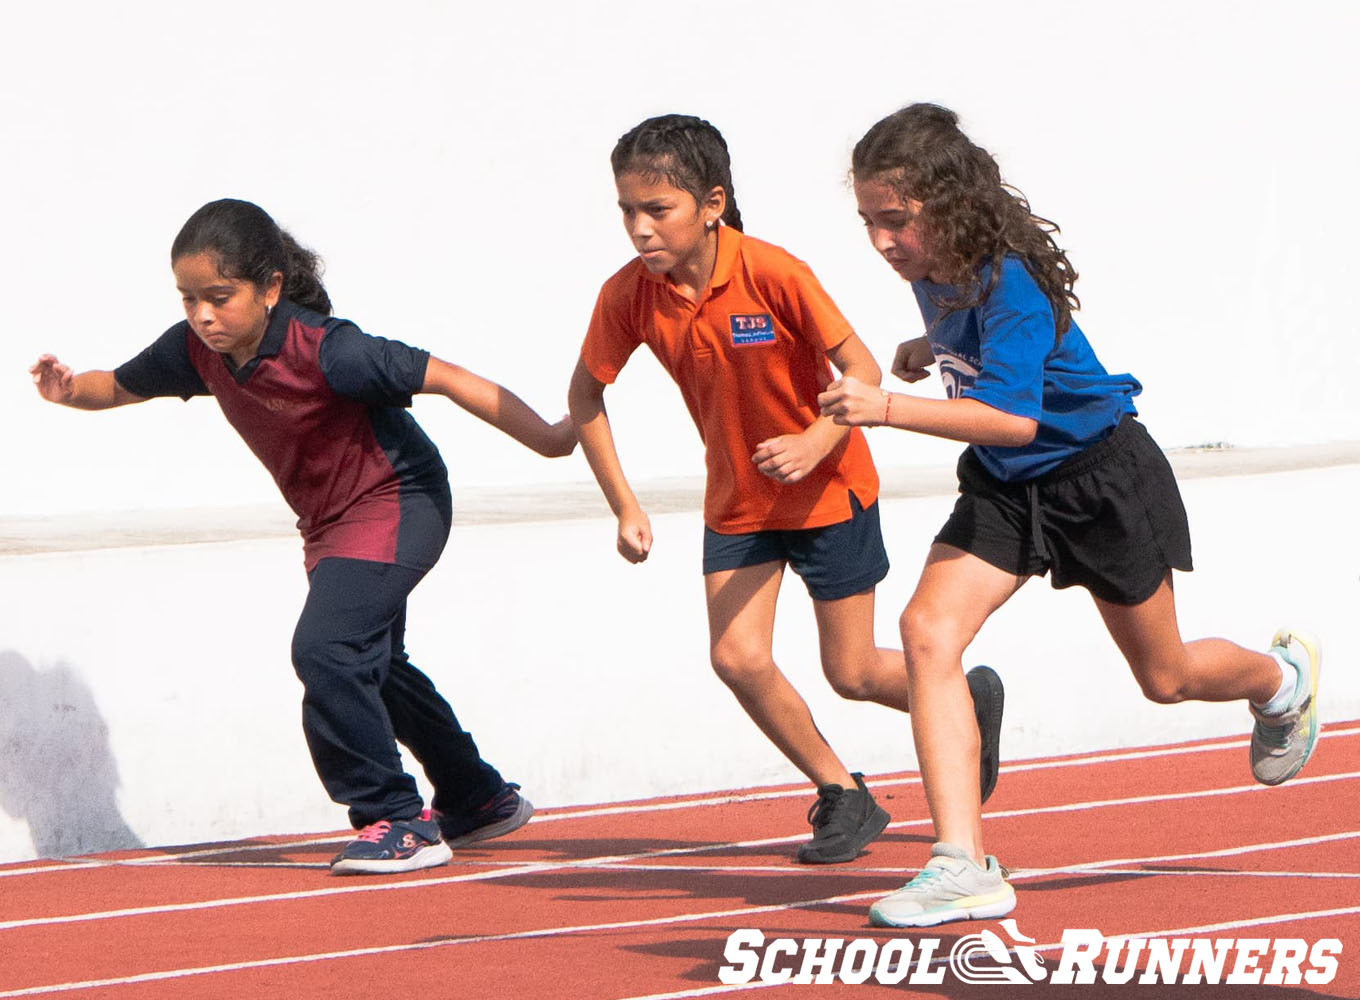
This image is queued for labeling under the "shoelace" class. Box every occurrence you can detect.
[806,786,846,828]
[901,864,945,891]
[1255,696,1310,750]
[354,820,393,844]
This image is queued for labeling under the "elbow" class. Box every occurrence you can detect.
[1006,417,1039,447]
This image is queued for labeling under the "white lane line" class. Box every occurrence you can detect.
[3,773,1357,932]
[1011,828,1360,879]
[4,725,1356,879]
[5,882,1358,998]
[0,890,882,998]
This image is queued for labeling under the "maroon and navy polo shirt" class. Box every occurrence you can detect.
[114,299,450,572]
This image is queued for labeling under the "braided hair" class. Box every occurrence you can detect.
[610,114,744,232]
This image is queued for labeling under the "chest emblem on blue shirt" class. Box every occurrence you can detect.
[729,313,776,346]
[935,351,980,400]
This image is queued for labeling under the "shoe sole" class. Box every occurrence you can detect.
[330,840,453,876]
[1256,628,1322,786]
[967,665,1004,804]
[443,794,535,849]
[868,886,1017,928]
[796,802,891,865]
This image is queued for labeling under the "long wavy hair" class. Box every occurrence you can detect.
[610,114,744,232]
[852,103,1078,335]
[171,199,331,315]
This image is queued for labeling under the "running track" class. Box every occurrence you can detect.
[2,726,1357,999]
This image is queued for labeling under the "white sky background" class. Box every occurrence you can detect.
[2,1,1356,516]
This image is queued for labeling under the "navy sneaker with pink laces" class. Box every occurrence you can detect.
[330,809,453,875]
[438,783,535,848]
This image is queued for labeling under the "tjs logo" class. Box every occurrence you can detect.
[729,313,775,346]
[719,922,1343,986]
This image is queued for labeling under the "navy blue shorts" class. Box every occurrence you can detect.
[935,415,1193,605]
[702,493,890,601]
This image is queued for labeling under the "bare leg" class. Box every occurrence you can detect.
[1094,573,1280,705]
[812,587,911,710]
[706,562,855,788]
[899,544,1026,864]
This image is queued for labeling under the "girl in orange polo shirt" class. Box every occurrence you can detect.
[568,113,1005,864]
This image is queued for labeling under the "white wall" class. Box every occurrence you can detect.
[2,1,1357,518]
[2,0,1358,862]
[2,462,1357,862]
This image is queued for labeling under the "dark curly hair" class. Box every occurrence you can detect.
[171,198,331,315]
[852,103,1078,335]
[610,114,744,232]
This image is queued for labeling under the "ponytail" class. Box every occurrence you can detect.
[277,230,331,314]
[171,198,332,315]
[611,114,744,233]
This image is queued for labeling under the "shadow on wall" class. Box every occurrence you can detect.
[0,650,142,858]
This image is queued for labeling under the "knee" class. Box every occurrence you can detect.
[290,632,327,682]
[823,658,877,702]
[1133,666,1190,705]
[898,601,967,679]
[1129,652,1191,704]
[710,642,774,692]
[291,633,375,690]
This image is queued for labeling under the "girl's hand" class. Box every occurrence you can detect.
[617,506,652,563]
[752,432,825,484]
[891,336,935,383]
[30,354,76,404]
[818,376,888,427]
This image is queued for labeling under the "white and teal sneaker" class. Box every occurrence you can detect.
[1250,629,1322,786]
[868,843,1016,928]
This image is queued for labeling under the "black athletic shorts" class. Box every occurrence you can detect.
[934,415,1193,605]
[702,492,890,602]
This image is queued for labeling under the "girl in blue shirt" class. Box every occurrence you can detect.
[818,103,1322,927]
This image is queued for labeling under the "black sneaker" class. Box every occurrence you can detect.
[796,773,890,864]
[330,809,452,875]
[437,783,535,848]
[966,665,1005,804]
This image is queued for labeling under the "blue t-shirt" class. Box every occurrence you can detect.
[913,256,1141,481]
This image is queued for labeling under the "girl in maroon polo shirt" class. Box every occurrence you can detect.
[30,198,575,875]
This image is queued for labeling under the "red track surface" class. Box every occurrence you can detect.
[2,726,1357,999]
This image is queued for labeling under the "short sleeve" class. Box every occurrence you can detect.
[580,281,641,385]
[318,323,431,407]
[963,260,1055,420]
[758,250,856,353]
[113,322,209,400]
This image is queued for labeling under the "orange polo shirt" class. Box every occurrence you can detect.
[581,227,879,533]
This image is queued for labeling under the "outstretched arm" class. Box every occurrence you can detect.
[30,355,146,410]
[752,331,882,484]
[818,375,1037,447]
[567,358,651,563]
[421,356,576,457]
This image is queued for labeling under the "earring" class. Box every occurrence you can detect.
[706,219,717,231]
